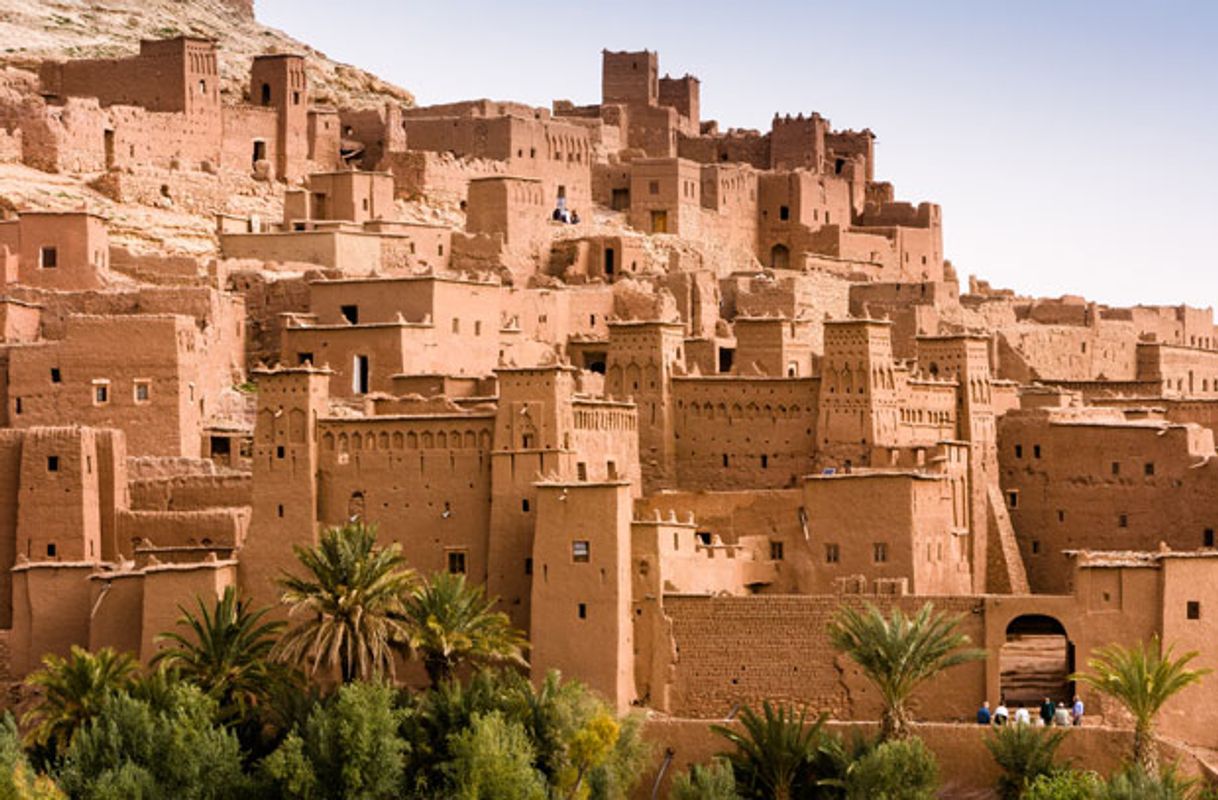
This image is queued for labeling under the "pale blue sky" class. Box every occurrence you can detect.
[259,0,1217,308]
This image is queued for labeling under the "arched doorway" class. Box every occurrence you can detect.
[770,243,790,269]
[1000,615,1073,706]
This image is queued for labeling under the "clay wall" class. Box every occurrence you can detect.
[803,466,972,596]
[660,594,985,718]
[0,212,108,291]
[627,158,702,236]
[677,128,769,169]
[732,317,817,377]
[400,113,592,210]
[996,320,1139,383]
[672,376,818,491]
[657,75,699,132]
[220,229,385,273]
[0,299,41,343]
[1103,304,1218,349]
[999,410,1218,593]
[769,113,827,170]
[40,37,219,115]
[116,507,249,557]
[316,415,495,579]
[6,315,211,457]
[380,150,508,206]
[531,481,636,710]
[1136,343,1218,397]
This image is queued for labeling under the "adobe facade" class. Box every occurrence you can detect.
[4,36,1218,771]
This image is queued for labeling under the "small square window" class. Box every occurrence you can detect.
[46,543,57,558]
[1031,540,1041,554]
[1057,510,1065,522]
[50,368,61,383]
[1014,444,1023,459]
[134,381,150,403]
[524,557,533,575]
[1205,529,1215,548]
[572,540,590,562]
[39,246,57,269]
[47,456,59,472]
[1144,462,1155,476]
[1187,601,1201,620]
[648,180,660,195]
[825,543,840,564]
[873,542,889,563]
[770,540,784,561]
[452,318,460,334]
[779,205,790,221]
[93,381,110,405]
[276,445,286,459]
[297,352,314,365]
[447,551,467,574]
[277,504,284,518]
[1112,461,1121,476]
[1118,513,1128,528]
[578,603,587,619]
[522,499,530,513]
[1033,445,1041,458]
[1007,491,1019,509]
[340,305,359,324]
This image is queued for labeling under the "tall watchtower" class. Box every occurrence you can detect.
[602,50,658,107]
[250,54,310,180]
[239,365,330,609]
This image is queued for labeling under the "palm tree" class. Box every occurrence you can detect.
[827,602,985,741]
[1071,635,1210,773]
[400,571,527,687]
[152,586,287,723]
[22,646,137,755]
[984,723,1069,800]
[710,701,832,800]
[273,522,415,683]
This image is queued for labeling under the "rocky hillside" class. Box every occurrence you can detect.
[0,0,413,109]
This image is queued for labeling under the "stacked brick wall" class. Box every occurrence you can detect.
[128,472,252,511]
[662,594,985,719]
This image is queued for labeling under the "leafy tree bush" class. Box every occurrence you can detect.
[0,714,64,800]
[54,682,247,800]
[984,723,1070,800]
[844,737,939,800]
[670,758,740,800]
[1100,764,1199,800]
[446,711,547,800]
[260,681,404,800]
[1023,770,1103,800]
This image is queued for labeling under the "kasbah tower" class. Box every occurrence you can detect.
[0,0,1216,793]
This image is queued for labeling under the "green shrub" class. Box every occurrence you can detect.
[55,684,247,800]
[260,681,404,800]
[1101,764,1197,800]
[0,713,64,800]
[844,736,939,800]
[1023,769,1103,800]
[447,712,547,800]
[984,724,1069,800]
[670,758,740,800]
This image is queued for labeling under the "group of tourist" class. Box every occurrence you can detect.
[977,696,1084,727]
[551,207,581,224]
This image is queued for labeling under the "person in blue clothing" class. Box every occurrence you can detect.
[977,700,991,725]
[1072,695,1085,726]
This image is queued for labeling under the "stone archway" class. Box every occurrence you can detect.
[1000,614,1073,706]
